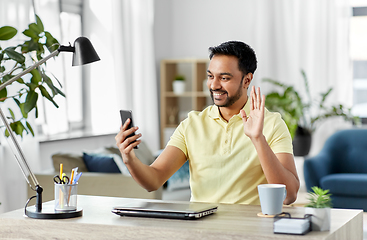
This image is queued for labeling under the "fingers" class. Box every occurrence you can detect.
[115,118,141,153]
[240,109,247,121]
[256,87,261,109]
[250,86,255,111]
[123,137,141,153]
[261,94,265,110]
[249,86,264,110]
[122,118,131,131]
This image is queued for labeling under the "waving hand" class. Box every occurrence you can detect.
[240,86,265,139]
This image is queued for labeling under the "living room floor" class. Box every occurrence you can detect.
[163,188,367,239]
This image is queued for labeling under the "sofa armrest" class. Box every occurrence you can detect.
[303,152,333,191]
[28,172,162,202]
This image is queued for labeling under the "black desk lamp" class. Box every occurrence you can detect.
[0,37,100,219]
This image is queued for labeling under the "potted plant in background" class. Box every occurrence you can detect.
[0,15,63,138]
[263,70,359,156]
[305,186,332,231]
[172,74,186,94]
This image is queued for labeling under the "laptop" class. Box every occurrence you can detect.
[112,200,218,220]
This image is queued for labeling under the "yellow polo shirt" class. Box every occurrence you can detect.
[167,100,293,205]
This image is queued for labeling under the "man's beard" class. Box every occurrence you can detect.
[210,79,243,107]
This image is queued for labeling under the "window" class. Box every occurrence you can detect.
[35,0,85,135]
[60,12,83,126]
[351,4,367,123]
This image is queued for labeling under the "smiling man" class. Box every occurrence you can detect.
[116,41,299,205]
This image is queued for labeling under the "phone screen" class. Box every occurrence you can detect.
[120,110,138,149]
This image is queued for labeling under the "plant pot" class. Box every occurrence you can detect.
[292,126,312,156]
[173,81,185,94]
[304,207,331,231]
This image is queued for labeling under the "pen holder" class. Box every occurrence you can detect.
[54,183,78,212]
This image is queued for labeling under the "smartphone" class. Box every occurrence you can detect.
[120,110,138,149]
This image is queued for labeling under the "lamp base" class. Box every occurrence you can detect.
[25,205,83,219]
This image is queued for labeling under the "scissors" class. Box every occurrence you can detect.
[53,174,70,184]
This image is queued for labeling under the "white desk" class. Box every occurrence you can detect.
[0,195,362,239]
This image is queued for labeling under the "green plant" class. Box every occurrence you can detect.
[0,15,64,137]
[174,74,185,81]
[263,70,359,139]
[305,186,332,208]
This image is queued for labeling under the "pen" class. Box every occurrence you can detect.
[70,167,78,183]
[73,172,82,184]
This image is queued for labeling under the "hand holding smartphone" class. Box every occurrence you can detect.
[120,110,139,149]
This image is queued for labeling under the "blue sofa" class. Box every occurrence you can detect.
[303,129,367,211]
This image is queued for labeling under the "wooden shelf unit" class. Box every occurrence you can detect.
[160,59,210,148]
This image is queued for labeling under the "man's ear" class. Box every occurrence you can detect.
[243,73,253,89]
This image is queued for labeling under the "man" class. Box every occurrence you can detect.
[115,41,299,205]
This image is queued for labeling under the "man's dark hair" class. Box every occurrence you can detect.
[208,41,257,75]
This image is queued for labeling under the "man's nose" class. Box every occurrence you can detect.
[210,77,221,90]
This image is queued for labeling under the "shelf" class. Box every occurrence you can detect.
[160,59,210,148]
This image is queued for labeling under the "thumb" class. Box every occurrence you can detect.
[240,109,247,122]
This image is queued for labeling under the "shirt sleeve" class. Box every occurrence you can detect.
[166,119,188,157]
[267,112,294,154]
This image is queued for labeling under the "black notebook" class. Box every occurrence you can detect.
[112,200,218,220]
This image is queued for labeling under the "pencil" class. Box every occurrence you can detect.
[59,163,63,178]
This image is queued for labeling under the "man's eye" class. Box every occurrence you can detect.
[207,75,213,79]
[221,77,230,81]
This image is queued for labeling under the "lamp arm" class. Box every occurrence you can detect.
[0,108,39,187]
[0,48,62,212]
[0,47,64,187]
[0,49,60,92]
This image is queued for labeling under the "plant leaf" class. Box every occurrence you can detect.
[28,23,42,36]
[35,15,44,33]
[24,91,38,114]
[30,69,42,84]
[22,40,39,52]
[0,88,7,101]
[44,31,59,52]
[8,108,15,119]
[0,26,17,41]
[26,121,35,136]
[42,74,58,96]
[22,29,39,39]
[39,85,59,108]
[10,121,25,138]
[3,47,25,63]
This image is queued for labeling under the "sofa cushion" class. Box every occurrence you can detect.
[320,173,367,197]
[82,152,121,173]
[83,148,130,176]
[52,153,89,173]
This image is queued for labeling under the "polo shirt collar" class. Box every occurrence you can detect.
[209,97,251,121]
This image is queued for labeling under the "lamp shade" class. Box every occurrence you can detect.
[72,37,100,66]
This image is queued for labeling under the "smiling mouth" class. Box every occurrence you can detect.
[213,92,225,96]
[210,90,227,97]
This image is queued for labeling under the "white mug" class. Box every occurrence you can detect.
[257,184,287,215]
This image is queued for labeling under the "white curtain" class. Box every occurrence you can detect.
[250,0,352,105]
[248,0,352,155]
[83,0,159,152]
